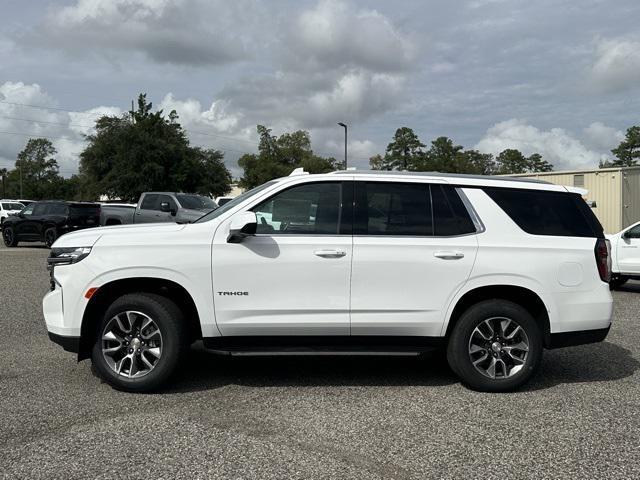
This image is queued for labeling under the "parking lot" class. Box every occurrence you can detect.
[0,242,639,479]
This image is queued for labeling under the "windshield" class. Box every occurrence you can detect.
[3,203,24,210]
[176,194,218,210]
[195,181,278,223]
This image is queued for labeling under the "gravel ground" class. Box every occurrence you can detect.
[1,242,639,479]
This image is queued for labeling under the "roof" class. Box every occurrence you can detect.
[506,165,640,177]
[329,170,550,184]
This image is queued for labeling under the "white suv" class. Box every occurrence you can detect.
[0,200,25,223]
[43,170,613,392]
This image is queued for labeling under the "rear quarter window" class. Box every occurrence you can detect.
[484,187,603,238]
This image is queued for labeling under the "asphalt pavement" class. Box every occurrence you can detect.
[1,242,639,479]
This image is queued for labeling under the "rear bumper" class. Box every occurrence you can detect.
[547,326,610,349]
[48,332,80,353]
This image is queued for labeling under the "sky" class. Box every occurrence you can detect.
[1,0,640,178]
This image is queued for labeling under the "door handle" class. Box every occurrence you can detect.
[434,251,464,259]
[314,249,346,258]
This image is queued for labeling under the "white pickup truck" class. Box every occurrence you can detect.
[607,221,640,288]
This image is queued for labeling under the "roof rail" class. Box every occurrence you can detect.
[289,167,309,176]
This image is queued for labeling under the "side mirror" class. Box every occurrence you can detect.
[160,202,171,213]
[227,211,257,243]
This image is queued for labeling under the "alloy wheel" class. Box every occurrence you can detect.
[101,311,163,378]
[468,316,530,379]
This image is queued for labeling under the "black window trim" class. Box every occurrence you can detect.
[251,180,353,237]
[353,181,481,239]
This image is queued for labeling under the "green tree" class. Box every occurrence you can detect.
[238,125,341,188]
[79,94,231,201]
[495,149,553,174]
[13,138,62,199]
[369,154,393,170]
[607,126,640,167]
[0,168,7,198]
[384,127,425,170]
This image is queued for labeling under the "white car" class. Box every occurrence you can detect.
[0,200,25,223]
[607,221,640,288]
[43,170,613,392]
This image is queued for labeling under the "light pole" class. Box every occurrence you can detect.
[337,122,347,169]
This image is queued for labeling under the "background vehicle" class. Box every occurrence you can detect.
[215,196,234,206]
[607,221,640,288]
[0,200,25,223]
[43,170,612,393]
[17,199,35,206]
[100,192,217,225]
[2,200,100,247]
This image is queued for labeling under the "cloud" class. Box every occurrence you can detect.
[590,37,640,92]
[475,118,611,170]
[30,0,257,66]
[583,122,624,151]
[291,0,415,72]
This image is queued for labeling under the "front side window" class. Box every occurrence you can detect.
[626,224,640,239]
[355,182,432,236]
[21,204,35,216]
[140,194,159,210]
[176,194,217,210]
[252,182,342,235]
[158,195,177,211]
[32,203,47,216]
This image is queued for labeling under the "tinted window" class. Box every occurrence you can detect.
[431,185,476,236]
[195,181,278,223]
[176,194,217,210]
[21,204,34,216]
[253,182,342,235]
[32,203,47,216]
[626,224,640,239]
[484,188,603,238]
[47,203,68,215]
[158,195,177,211]
[355,182,432,236]
[140,194,159,210]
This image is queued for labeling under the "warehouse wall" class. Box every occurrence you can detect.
[622,169,640,230]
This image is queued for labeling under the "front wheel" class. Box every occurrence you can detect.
[91,293,187,392]
[447,300,543,392]
[2,226,18,247]
[44,227,58,248]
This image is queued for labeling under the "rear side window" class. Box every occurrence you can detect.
[484,188,603,238]
[431,185,477,236]
[355,182,432,236]
[48,204,68,215]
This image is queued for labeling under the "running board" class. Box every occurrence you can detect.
[202,335,444,356]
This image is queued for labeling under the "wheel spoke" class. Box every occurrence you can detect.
[472,352,489,366]
[504,325,521,340]
[102,310,162,379]
[486,357,497,378]
[499,318,512,337]
[469,344,485,354]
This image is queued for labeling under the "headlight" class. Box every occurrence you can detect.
[48,247,92,266]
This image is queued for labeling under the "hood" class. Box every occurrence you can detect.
[52,222,186,248]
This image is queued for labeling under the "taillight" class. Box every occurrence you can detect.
[594,238,611,283]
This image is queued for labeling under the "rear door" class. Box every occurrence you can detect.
[617,223,640,274]
[350,181,479,336]
[14,203,35,238]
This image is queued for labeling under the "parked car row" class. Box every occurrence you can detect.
[1,192,221,248]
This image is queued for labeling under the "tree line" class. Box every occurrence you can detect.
[1,94,639,200]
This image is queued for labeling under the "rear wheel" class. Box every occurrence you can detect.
[447,300,543,392]
[91,293,187,392]
[44,227,58,248]
[2,226,18,247]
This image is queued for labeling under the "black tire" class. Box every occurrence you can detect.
[44,227,58,248]
[91,293,187,392]
[609,276,628,290]
[447,299,543,392]
[2,226,18,247]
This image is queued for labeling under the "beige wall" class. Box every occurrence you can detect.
[622,170,640,230]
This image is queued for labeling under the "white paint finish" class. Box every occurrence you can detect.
[608,221,640,275]
[558,262,583,287]
[350,234,477,336]
[212,224,352,336]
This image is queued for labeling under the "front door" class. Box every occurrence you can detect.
[212,181,353,336]
[618,223,640,274]
[350,181,479,336]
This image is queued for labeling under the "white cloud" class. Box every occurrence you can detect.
[583,122,624,151]
[590,37,640,92]
[475,118,610,170]
[292,0,415,72]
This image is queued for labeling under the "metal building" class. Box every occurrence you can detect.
[508,166,640,234]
